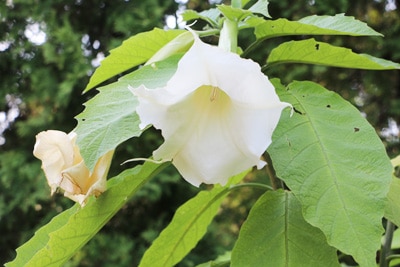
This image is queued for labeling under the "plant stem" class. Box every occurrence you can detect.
[195,28,220,37]
[241,38,264,58]
[230,182,273,192]
[386,254,400,262]
[264,152,281,190]
[231,0,242,8]
[218,18,238,53]
[379,220,395,267]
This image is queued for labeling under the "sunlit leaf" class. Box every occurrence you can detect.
[217,4,252,21]
[76,54,181,171]
[248,0,270,18]
[267,39,400,70]
[268,80,392,266]
[85,28,184,92]
[391,229,400,249]
[6,162,167,267]
[231,190,339,267]
[391,155,400,167]
[182,9,221,26]
[254,13,382,39]
[241,0,251,7]
[385,176,400,227]
[139,170,249,267]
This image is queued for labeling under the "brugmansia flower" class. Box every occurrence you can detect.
[130,32,290,186]
[33,130,113,206]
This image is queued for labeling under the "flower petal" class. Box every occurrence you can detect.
[131,31,290,186]
[34,130,114,206]
[33,130,75,193]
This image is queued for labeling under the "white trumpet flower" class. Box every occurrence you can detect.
[130,32,290,186]
[33,130,113,206]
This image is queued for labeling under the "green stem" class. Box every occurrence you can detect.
[231,0,242,8]
[230,182,273,191]
[195,28,220,37]
[265,152,282,190]
[218,18,238,53]
[387,254,400,262]
[379,220,395,267]
[241,38,265,58]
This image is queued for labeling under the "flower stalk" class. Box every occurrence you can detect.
[379,220,395,267]
[218,18,238,53]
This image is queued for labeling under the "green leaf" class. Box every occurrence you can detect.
[6,162,167,267]
[217,4,252,21]
[241,0,251,7]
[195,251,231,267]
[85,28,184,92]
[267,38,400,70]
[298,14,382,35]
[139,170,249,267]
[268,80,393,267]
[76,54,181,171]
[181,9,221,27]
[391,228,400,249]
[385,176,400,227]
[231,190,339,267]
[248,0,270,18]
[254,14,382,39]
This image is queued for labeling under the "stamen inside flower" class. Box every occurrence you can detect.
[210,86,218,102]
[193,86,231,113]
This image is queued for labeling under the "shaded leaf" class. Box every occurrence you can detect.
[76,54,181,171]
[85,28,184,91]
[267,39,400,70]
[6,162,167,267]
[196,251,231,267]
[255,14,382,39]
[268,80,392,266]
[139,170,249,267]
[231,190,339,267]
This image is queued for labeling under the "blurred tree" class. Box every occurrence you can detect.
[0,0,184,264]
[1,0,399,266]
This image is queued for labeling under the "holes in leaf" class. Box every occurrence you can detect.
[315,43,320,50]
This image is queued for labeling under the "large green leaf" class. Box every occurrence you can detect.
[6,162,167,267]
[254,14,382,39]
[268,80,392,267]
[85,28,184,91]
[76,54,181,171]
[267,38,400,69]
[139,170,249,267]
[231,190,339,267]
[385,175,400,227]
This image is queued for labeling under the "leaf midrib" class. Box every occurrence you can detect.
[290,89,365,256]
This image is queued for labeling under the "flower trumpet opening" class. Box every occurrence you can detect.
[130,30,290,187]
[192,85,231,113]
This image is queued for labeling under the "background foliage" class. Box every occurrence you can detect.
[1,0,399,266]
